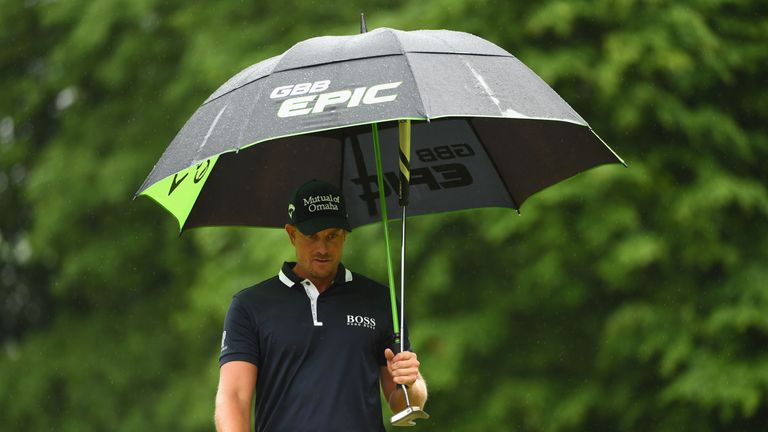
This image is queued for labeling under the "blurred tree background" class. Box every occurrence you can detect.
[1,0,767,430]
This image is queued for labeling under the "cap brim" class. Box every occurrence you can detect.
[296,217,352,235]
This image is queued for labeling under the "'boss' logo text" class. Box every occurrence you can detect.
[347,315,376,330]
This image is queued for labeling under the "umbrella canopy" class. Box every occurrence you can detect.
[136,27,624,231]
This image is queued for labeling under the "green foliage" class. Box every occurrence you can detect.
[1,0,767,430]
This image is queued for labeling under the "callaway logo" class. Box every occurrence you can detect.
[220,331,228,352]
[288,203,296,218]
[347,315,376,330]
[273,80,403,118]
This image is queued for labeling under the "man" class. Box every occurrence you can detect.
[215,179,428,432]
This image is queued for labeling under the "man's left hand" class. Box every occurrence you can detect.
[384,348,421,387]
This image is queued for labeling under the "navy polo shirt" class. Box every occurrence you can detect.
[219,262,409,432]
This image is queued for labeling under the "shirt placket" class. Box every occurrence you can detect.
[301,279,324,327]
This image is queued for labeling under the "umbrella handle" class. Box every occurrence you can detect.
[398,119,411,206]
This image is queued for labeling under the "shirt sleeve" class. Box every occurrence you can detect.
[219,296,260,367]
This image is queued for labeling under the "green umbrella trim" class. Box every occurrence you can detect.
[140,155,220,231]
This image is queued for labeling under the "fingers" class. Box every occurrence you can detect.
[391,371,419,386]
[384,348,395,362]
[385,351,420,386]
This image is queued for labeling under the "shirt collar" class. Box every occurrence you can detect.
[278,261,353,288]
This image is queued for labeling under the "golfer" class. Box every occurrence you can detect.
[215,179,428,431]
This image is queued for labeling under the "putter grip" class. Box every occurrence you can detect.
[398,172,409,207]
[390,342,403,354]
[389,340,410,389]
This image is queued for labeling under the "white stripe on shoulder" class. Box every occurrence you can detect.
[278,270,294,287]
[345,269,353,282]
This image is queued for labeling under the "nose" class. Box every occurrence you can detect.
[316,238,330,254]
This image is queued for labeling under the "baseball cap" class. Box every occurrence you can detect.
[288,179,352,235]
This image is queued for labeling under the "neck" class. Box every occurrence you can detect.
[291,264,336,293]
[313,280,332,294]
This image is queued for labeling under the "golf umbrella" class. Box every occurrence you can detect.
[136,26,624,426]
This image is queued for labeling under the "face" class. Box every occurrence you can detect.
[286,225,347,284]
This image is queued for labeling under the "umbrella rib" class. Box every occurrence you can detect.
[400,51,430,119]
[265,53,513,84]
[349,134,379,216]
[389,29,431,118]
[193,104,228,161]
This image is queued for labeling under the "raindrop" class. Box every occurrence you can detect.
[56,86,78,111]
[141,13,160,32]
[28,58,45,77]
[27,301,40,321]
[0,117,14,146]
[14,237,32,264]
[0,171,8,194]
[4,339,20,361]
[1,265,16,286]
[9,283,29,309]
[10,164,25,184]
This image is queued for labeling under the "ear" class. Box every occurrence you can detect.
[285,224,297,245]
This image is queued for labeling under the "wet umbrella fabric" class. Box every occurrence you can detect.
[135,27,624,230]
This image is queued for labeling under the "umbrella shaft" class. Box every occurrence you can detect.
[400,205,407,355]
[371,123,401,336]
[399,209,412,408]
[398,120,411,206]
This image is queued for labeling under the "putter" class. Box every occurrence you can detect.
[391,404,430,427]
[389,333,430,427]
[389,327,430,427]
[389,120,430,427]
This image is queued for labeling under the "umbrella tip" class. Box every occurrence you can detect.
[360,13,367,33]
